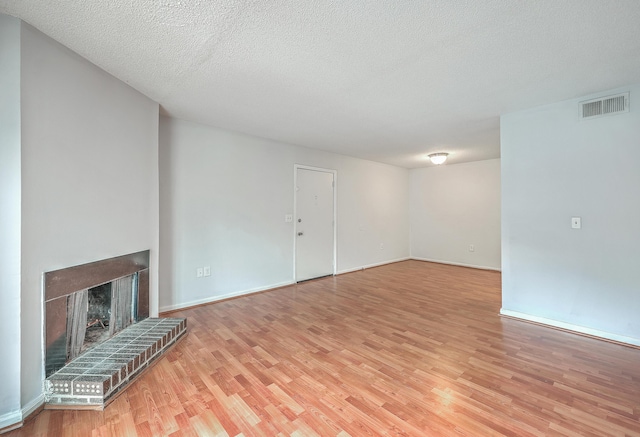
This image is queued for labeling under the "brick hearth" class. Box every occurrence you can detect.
[44,317,186,409]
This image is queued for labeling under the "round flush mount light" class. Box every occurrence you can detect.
[428,153,449,165]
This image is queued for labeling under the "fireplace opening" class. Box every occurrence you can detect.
[65,274,138,366]
[84,282,112,352]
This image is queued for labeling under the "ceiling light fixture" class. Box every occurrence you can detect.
[428,153,449,165]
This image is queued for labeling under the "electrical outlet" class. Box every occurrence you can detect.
[285,214,293,222]
[196,268,203,278]
[203,266,211,276]
[571,217,581,229]
[469,244,475,252]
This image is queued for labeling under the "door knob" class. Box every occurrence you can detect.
[297,232,304,236]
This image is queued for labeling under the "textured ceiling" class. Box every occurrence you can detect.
[3,1,640,168]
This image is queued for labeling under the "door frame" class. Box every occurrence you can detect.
[293,164,337,282]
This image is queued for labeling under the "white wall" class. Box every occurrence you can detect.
[409,159,501,270]
[159,116,409,311]
[0,14,23,429]
[19,23,159,410]
[501,84,640,345]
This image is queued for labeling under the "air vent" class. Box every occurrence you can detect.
[580,92,629,120]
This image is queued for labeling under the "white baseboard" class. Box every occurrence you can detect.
[160,258,413,312]
[21,394,44,422]
[500,309,640,347]
[162,256,499,313]
[0,410,22,434]
[159,280,295,313]
[0,393,46,434]
[411,257,501,272]
[336,257,410,275]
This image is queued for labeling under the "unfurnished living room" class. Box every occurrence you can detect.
[1,1,640,436]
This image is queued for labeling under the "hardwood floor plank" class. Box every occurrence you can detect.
[188,410,228,437]
[9,261,640,436]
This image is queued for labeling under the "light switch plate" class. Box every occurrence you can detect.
[196,268,204,278]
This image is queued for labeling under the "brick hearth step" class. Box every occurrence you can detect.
[45,317,187,409]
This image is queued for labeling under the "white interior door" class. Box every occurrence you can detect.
[295,167,335,282]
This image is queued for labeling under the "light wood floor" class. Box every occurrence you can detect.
[9,260,640,436]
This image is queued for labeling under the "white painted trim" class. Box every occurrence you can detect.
[336,257,410,275]
[158,280,295,313]
[0,410,22,434]
[500,309,640,347]
[21,394,44,422]
[293,164,338,282]
[40,272,46,400]
[411,257,501,272]
[1,302,46,434]
[161,258,413,311]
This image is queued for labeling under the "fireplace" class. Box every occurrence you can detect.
[43,251,186,409]
[44,251,150,377]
